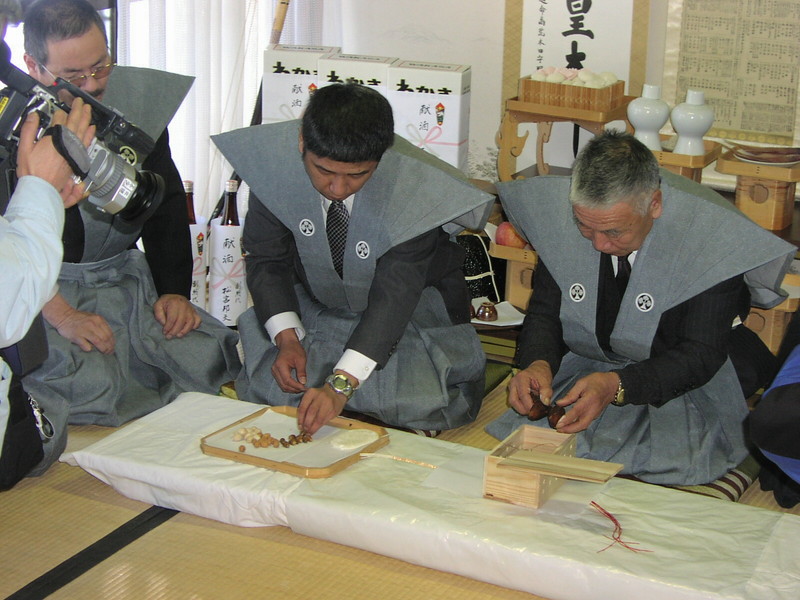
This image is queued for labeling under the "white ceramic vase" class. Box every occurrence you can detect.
[671,89,714,156]
[627,84,670,151]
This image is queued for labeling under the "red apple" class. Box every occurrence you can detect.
[496,221,528,249]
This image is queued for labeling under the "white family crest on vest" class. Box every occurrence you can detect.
[356,241,370,259]
[299,218,315,236]
[635,293,654,312]
[569,283,586,302]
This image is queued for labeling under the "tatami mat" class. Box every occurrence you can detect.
[47,512,539,599]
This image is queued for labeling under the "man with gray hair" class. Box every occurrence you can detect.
[488,130,795,485]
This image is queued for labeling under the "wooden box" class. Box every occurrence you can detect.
[483,426,577,509]
[745,306,793,355]
[735,176,797,231]
[517,77,625,111]
[505,261,535,311]
[489,242,537,311]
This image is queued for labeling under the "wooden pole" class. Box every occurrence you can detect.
[270,0,291,45]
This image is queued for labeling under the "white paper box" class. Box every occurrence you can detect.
[188,222,208,309]
[388,60,471,171]
[317,53,399,97]
[262,44,340,123]
[208,223,247,326]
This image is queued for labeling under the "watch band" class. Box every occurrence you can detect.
[611,378,626,406]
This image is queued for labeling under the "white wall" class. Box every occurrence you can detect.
[319,0,673,180]
[321,0,506,180]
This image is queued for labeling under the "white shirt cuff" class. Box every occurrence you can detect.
[335,349,377,383]
[265,311,306,343]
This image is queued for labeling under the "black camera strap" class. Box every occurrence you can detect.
[42,124,90,180]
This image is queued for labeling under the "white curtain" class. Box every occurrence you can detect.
[114,0,328,219]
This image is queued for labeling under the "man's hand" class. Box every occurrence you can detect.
[42,292,115,353]
[271,329,307,393]
[297,383,348,435]
[153,294,201,339]
[16,98,95,207]
[552,371,619,433]
[508,360,555,416]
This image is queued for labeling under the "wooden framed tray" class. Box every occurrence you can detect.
[200,406,389,478]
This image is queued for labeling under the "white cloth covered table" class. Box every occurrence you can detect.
[64,393,800,600]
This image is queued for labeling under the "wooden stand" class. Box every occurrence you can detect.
[495,97,634,181]
[489,242,538,311]
[716,151,800,231]
[652,137,721,183]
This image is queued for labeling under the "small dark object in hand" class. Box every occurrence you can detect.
[527,397,564,430]
[547,404,565,429]
[527,400,549,421]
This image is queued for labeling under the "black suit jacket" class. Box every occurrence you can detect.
[244,195,470,367]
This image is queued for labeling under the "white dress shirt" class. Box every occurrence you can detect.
[264,193,377,383]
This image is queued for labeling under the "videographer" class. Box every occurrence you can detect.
[1,0,95,488]
[9,0,240,428]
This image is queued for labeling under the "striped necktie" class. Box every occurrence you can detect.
[327,201,349,278]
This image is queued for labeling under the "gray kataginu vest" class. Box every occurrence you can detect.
[78,66,194,261]
[212,120,493,312]
[498,170,794,364]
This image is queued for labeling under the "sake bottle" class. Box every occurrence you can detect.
[183,180,197,224]
[222,180,240,226]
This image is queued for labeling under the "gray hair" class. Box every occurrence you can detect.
[569,130,660,216]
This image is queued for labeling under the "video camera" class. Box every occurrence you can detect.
[0,41,163,222]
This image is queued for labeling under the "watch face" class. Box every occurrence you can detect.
[327,374,353,397]
[614,389,625,406]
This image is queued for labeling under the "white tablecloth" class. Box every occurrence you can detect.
[64,393,800,600]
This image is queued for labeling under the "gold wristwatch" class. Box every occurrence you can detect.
[611,377,626,406]
[325,373,356,400]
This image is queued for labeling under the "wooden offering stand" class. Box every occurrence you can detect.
[496,77,634,182]
[715,150,800,231]
[652,136,722,183]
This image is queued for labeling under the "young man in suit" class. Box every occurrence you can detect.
[488,131,795,485]
[214,83,493,435]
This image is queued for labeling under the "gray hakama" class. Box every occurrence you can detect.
[213,122,492,430]
[487,171,795,485]
[23,68,241,428]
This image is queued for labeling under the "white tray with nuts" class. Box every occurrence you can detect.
[200,406,389,478]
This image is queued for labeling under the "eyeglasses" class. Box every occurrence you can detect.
[39,61,116,86]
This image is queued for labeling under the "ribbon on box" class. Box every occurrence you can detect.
[192,256,205,277]
[278,103,299,121]
[404,124,467,158]
[209,258,246,290]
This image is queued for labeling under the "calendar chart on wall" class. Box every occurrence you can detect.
[664,0,800,146]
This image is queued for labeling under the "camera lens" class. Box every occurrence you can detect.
[118,170,164,222]
[85,142,164,223]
